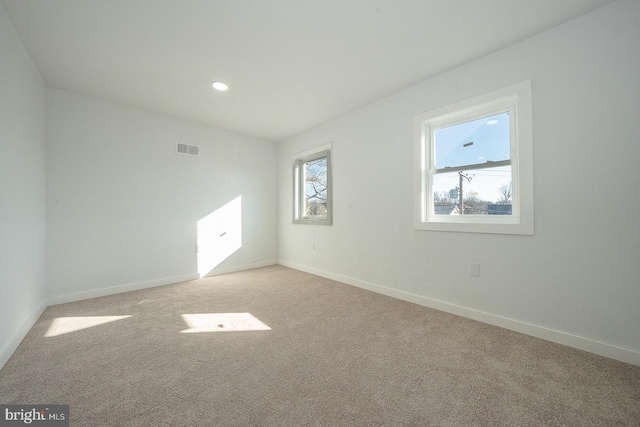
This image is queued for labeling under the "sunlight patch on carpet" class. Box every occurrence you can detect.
[180,313,271,333]
[45,316,132,337]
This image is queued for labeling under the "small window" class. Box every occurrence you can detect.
[414,81,533,234]
[293,145,332,225]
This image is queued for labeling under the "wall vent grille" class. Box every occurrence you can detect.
[176,142,199,156]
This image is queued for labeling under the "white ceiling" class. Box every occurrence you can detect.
[2,0,614,142]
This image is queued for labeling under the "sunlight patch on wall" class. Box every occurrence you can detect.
[180,313,271,333]
[45,315,132,337]
[197,196,242,278]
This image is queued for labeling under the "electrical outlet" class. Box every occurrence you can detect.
[469,263,480,277]
[311,241,315,250]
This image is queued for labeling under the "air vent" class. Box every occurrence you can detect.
[176,142,199,156]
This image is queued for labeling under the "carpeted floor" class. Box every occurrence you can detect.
[1,265,639,426]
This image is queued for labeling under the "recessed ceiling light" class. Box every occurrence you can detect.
[486,119,499,125]
[211,81,229,91]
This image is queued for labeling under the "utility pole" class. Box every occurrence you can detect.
[458,171,473,215]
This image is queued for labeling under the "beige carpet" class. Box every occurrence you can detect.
[1,265,639,426]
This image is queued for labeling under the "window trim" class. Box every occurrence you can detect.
[413,81,534,235]
[293,144,332,225]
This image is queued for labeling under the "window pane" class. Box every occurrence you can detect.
[304,157,328,217]
[432,166,512,215]
[434,112,510,170]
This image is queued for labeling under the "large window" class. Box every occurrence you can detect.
[414,81,533,234]
[293,145,332,225]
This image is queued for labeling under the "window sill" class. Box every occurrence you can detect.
[293,218,332,226]
[414,217,533,235]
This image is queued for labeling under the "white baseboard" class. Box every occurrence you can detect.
[46,260,280,306]
[203,259,278,278]
[46,273,200,306]
[0,303,46,371]
[278,260,640,367]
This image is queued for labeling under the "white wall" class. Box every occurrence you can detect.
[278,0,640,364]
[0,3,47,367]
[46,89,278,302]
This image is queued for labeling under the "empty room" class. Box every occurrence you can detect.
[1,0,639,425]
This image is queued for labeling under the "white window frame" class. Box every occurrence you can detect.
[413,81,533,235]
[293,144,332,225]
